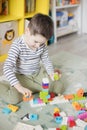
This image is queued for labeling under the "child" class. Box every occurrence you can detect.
[0,13,62,104]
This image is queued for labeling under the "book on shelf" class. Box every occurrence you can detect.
[25,0,36,13]
[0,0,2,14]
[0,0,8,15]
[30,0,36,12]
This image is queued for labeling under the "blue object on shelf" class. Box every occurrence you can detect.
[48,35,54,45]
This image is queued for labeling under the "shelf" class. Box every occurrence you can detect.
[56,25,78,37]
[56,4,80,9]
[0,0,50,62]
[24,11,38,19]
[0,15,22,23]
[51,0,81,42]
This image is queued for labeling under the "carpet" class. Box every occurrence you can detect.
[0,51,87,130]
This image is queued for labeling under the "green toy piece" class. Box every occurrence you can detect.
[54,72,60,80]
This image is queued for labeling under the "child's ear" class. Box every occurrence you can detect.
[25,27,30,34]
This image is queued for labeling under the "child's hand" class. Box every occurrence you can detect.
[14,83,32,97]
[49,69,62,81]
[54,69,62,78]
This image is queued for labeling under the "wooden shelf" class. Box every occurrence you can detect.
[56,4,80,9]
[51,0,81,43]
[0,0,50,62]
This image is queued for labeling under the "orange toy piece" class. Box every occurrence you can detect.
[23,95,33,102]
[76,88,84,97]
[64,94,74,100]
[72,102,82,111]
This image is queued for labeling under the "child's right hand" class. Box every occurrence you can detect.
[14,83,32,97]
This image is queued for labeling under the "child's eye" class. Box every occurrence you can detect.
[34,40,38,43]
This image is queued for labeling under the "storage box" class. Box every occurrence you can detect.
[0,21,18,75]
[0,20,18,56]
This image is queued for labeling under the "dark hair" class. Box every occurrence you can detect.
[28,13,54,40]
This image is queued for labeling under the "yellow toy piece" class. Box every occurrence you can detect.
[54,107,60,113]
[7,104,19,112]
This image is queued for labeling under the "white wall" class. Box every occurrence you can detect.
[81,0,87,33]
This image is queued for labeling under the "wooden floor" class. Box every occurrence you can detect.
[48,33,87,58]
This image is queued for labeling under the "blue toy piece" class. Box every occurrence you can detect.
[33,98,38,104]
[55,116,62,124]
[85,125,87,130]
[28,113,39,120]
[2,107,12,114]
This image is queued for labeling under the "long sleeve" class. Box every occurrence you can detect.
[40,44,54,75]
[3,39,20,86]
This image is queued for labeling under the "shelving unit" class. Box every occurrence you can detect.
[51,0,82,43]
[0,0,49,61]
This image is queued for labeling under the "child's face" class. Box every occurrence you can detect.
[25,30,47,50]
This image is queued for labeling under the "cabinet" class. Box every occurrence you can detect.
[0,0,49,62]
[51,0,82,43]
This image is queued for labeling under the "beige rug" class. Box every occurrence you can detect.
[0,51,87,130]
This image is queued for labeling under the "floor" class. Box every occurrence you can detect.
[48,33,87,58]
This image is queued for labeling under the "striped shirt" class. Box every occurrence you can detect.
[3,35,54,86]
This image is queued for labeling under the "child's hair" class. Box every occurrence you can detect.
[28,13,54,40]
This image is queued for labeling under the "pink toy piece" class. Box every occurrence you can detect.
[77,112,87,120]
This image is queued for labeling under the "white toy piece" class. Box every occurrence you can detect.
[29,99,46,107]
[76,119,87,128]
[42,78,49,84]
[61,117,68,125]
[73,126,84,130]
[49,96,69,105]
[48,128,56,130]
[60,111,67,117]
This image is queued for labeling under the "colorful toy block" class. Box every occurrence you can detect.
[29,113,39,120]
[76,119,87,128]
[60,112,67,117]
[64,94,74,100]
[2,107,12,114]
[42,78,49,86]
[60,125,67,130]
[61,117,68,125]
[50,92,56,98]
[55,116,62,124]
[50,96,69,105]
[23,93,33,101]
[53,112,60,118]
[76,88,84,97]
[54,72,60,80]
[77,110,86,115]
[54,107,60,113]
[72,102,82,111]
[7,104,19,112]
[72,94,86,101]
[85,126,87,130]
[77,112,87,120]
